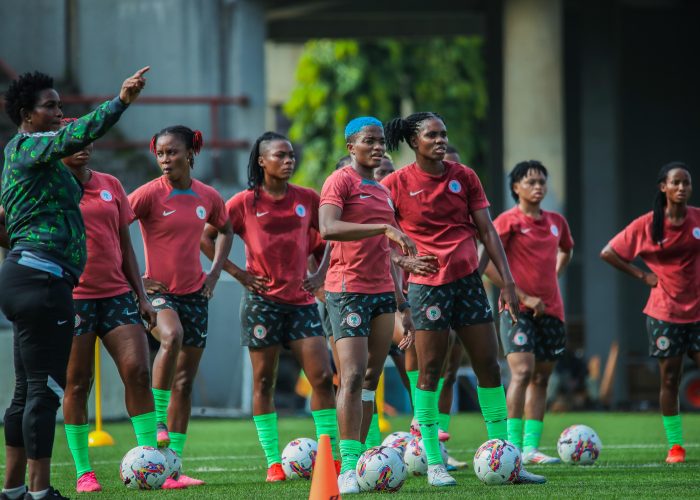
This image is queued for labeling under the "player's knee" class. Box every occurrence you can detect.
[172,374,195,398]
[661,371,681,391]
[362,370,381,391]
[313,368,335,392]
[442,370,457,387]
[158,326,184,353]
[254,374,276,398]
[25,379,62,415]
[64,374,93,402]
[531,370,551,388]
[341,368,365,394]
[124,363,151,391]
[418,364,442,390]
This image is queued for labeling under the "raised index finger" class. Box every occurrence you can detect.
[133,66,151,78]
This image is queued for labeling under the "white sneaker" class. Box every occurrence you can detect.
[427,464,457,487]
[337,470,360,494]
[523,449,561,465]
[514,466,547,484]
[446,454,468,469]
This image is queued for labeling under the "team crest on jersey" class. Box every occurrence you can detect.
[74,314,82,328]
[253,324,267,339]
[426,305,442,321]
[550,224,559,237]
[693,227,700,239]
[100,190,113,202]
[152,298,166,307]
[656,335,670,351]
[196,206,206,220]
[295,204,306,217]
[514,331,528,346]
[345,313,362,328]
[448,180,461,193]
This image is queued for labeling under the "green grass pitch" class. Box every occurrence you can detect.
[2,412,699,498]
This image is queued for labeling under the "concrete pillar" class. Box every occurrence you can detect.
[503,0,564,212]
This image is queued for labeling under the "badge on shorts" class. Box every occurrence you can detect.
[152,297,166,307]
[426,305,442,321]
[693,227,700,239]
[196,206,206,220]
[656,335,670,351]
[448,180,461,193]
[345,313,362,328]
[550,224,559,237]
[295,204,306,217]
[253,324,267,339]
[74,314,82,328]
[514,331,528,346]
[100,190,113,202]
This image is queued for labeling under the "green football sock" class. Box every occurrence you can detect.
[477,385,508,440]
[65,424,91,478]
[523,419,544,455]
[151,388,171,426]
[253,413,280,467]
[366,413,382,448]
[407,370,419,409]
[507,418,524,450]
[438,413,451,433]
[169,432,186,457]
[437,377,445,398]
[662,414,683,446]
[312,408,338,459]
[414,388,442,465]
[339,439,363,473]
[131,411,157,448]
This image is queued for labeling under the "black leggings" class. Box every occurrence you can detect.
[0,260,74,459]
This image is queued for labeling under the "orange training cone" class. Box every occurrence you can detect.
[309,434,341,500]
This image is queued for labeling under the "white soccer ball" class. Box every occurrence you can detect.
[473,439,521,485]
[119,445,168,490]
[403,437,448,476]
[356,446,407,492]
[281,438,318,480]
[381,431,412,455]
[159,447,181,479]
[557,424,602,465]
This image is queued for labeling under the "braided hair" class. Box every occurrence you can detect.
[651,161,689,246]
[246,131,289,199]
[384,112,444,152]
[4,71,55,126]
[508,160,548,202]
[149,125,203,168]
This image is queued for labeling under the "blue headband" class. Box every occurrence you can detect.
[344,116,383,140]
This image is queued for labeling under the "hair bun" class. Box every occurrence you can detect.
[192,130,204,154]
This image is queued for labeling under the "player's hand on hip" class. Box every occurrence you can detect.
[397,254,438,276]
[143,277,168,295]
[237,271,270,294]
[522,295,545,317]
[139,300,158,331]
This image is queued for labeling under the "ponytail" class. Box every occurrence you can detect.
[384,112,444,152]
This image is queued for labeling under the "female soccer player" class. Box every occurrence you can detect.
[201,131,338,482]
[59,130,162,492]
[320,117,416,494]
[482,160,573,464]
[383,112,544,486]
[601,162,698,464]
[129,125,233,486]
[0,67,147,500]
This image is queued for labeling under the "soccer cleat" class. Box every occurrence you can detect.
[438,429,451,442]
[177,474,206,486]
[156,422,170,448]
[514,466,547,484]
[162,477,188,489]
[337,470,360,494]
[23,487,69,500]
[522,449,562,465]
[265,463,286,482]
[427,464,457,486]
[76,471,102,492]
[334,459,341,476]
[446,454,468,469]
[665,444,686,464]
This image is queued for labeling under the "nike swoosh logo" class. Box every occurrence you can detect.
[163,210,176,216]
[521,228,531,234]
[256,211,269,217]
[309,322,321,328]
[359,194,371,199]
[57,320,68,325]
[410,190,424,196]
[554,348,565,354]
[125,311,138,316]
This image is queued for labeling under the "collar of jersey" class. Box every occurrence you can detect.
[167,187,199,199]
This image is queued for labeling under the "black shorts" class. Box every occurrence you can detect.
[500,312,566,361]
[240,292,325,348]
[148,289,209,349]
[317,299,334,339]
[646,316,700,358]
[408,272,493,331]
[74,293,141,337]
[325,291,396,341]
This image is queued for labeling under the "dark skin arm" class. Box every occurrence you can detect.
[201,220,234,299]
[119,225,157,329]
[472,207,519,322]
[201,223,270,294]
[390,260,415,350]
[600,244,658,287]
[391,249,439,276]
[303,242,331,293]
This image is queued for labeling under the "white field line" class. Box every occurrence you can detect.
[449,443,700,454]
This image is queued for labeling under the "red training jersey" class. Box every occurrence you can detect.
[493,206,574,321]
[129,176,227,296]
[609,207,700,323]
[320,166,396,294]
[381,161,490,286]
[227,185,320,305]
[73,171,134,299]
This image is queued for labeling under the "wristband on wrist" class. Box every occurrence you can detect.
[398,301,411,313]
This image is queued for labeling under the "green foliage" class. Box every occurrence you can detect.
[284,37,488,189]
